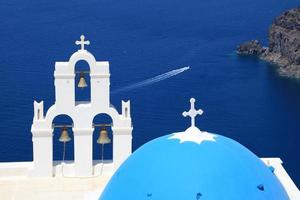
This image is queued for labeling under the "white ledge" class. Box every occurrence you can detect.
[261,157,300,200]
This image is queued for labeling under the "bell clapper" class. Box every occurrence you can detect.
[57,126,72,176]
[96,125,111,176]
[59,126,71,163]
[101,144,105,175]
[62,142,66,163]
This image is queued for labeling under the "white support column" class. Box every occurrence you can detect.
[112,127,133,170]
[90,75,110,109]
[31,129,53,177]
[73,128,94,177]
[54,73,75,110]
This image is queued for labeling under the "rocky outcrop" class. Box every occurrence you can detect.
[237,40,266,56]
[237,7,300,79]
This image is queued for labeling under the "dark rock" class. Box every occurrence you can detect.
[267,8,300,65]
[237,40,266,56]
[237,7,300,79]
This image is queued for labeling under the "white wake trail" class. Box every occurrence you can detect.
[112,66,190,94]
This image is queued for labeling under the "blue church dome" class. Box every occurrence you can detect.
[100,98,289,200]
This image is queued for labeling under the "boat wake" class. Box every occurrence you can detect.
[112,66,190,94]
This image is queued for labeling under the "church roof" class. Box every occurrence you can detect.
[99,98,289,200]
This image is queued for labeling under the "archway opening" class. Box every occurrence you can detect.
[92,114,113,163]
[52,115,74,162]
[75,60,91,103]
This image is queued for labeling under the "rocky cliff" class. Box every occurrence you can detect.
[237,7,300,79]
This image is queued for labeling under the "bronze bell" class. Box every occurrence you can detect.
[97,127,111,144]
[59,127,71,143]
[78,72,88,88]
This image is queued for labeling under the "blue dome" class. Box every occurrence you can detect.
[100,128,289,200]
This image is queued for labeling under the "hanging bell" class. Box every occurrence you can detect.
[78,72,88,88]
[97,127,111,144]
[59,127,71,143]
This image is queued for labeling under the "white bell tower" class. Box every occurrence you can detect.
[30,35,133,177]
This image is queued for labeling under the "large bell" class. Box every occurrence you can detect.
[97,127,111,144]
[59,127,71,143]
[78,72,87,88]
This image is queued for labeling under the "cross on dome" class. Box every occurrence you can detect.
[183,98,203,128]
[75,35,90,51]
[168,98,216,144]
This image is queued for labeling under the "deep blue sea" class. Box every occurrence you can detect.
[0,0,300,187]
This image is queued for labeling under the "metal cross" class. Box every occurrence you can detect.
[182,98,203,127]
[75,35,90,50]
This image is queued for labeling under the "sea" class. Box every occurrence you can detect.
[0,0,299,187]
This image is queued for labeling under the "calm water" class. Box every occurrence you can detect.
[0,0,300,187]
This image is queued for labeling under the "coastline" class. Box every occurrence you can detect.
[237,7,300,79]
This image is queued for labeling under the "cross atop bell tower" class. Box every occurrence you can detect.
[75,35,90,51]
[182,98,203,127]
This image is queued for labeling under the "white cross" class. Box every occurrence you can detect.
[182,98,203,127]
[75,35,90,51]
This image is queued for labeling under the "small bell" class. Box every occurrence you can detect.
[97,127,111,144]
[78,72,87,88]
[59,127,71,143]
